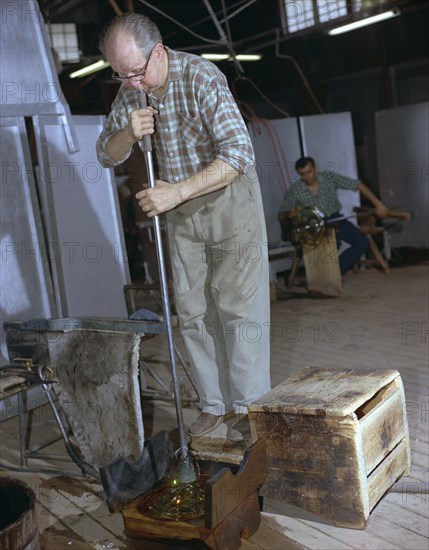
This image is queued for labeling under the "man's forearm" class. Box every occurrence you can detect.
[358,182,383,207]
[358,181,388,217]
[105,128,136,162]
[178,158,240,202]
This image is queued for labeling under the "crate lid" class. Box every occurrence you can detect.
[248,366,400,416]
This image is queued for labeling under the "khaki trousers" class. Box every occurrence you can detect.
[166,170,271,415]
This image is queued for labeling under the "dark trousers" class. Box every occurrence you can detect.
[328,213,369,274]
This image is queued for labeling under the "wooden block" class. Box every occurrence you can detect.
[122,439,266,549]
[123,493,260,549]
[303,228,342,296]
[205,437,266,529]
[189,420,252,456]
[248,367,411,529]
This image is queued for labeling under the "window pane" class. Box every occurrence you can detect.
[317,0,347,23]
[285,0,315,34]
[46,23,80,62]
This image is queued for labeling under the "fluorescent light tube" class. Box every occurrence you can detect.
[69,60,110,79]
[201,53,230,60]
[234,54,262,61]
[328,10,399,36]
[201,53,262,61]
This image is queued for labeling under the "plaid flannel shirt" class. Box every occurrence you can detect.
[96,47,255,183]
[280,171,359,216]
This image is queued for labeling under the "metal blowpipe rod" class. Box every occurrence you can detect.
[137,92,193,476]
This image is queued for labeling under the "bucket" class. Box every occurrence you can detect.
[0,477,40,550]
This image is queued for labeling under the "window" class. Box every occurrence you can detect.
[282,0,315,34]
[281,0,387,34]
[46,23,80,63]
[317,1,348,23]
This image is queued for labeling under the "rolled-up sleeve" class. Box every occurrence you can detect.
[96,88,137,168]
[200,79,255,174]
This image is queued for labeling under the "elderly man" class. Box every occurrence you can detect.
[96,13,271,439]
[279,156,388,275]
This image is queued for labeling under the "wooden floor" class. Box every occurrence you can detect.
[1,263,428,549]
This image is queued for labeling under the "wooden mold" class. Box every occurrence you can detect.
[248,367,411,529]
[122,437,266,549]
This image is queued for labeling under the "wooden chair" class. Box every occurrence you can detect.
[354,208,390,274]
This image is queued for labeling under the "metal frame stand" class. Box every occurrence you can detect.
[123,285,200,404]
[1,381,91,478]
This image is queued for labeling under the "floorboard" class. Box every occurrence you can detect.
[1,263,428,549]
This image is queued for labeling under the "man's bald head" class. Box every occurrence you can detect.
[99,12,162,59]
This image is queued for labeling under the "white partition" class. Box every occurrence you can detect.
[376,102,429,248]
[249,118,301,277]
[0,116,56,363]
[34,115,131,318]
[249,118,301,242]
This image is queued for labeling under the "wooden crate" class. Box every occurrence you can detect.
[248,367,411,529]
[303,228,342,296]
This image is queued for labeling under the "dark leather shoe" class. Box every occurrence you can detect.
[188,413,224,437]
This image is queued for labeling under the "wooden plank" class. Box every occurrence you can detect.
[189,421,247,456]
[1,264,427,550]
[40,528,94,550]
[249,368,400,416]
[252,411,369,527]
[294,371,367,416]
[361,501,429,550]
[193,450,244,466]
[383,491,429,519]
[253,416,362,473]
[358,378,400,417]
[259,512,356,550]
[249,516,305,549]
[409,450,429,469]
[397,376,412,476]
[263,502,400,549]
[205,438,265,529]
[249,367,346,412]
[325,371,400,416]
[123,500,208,541]
[376,499,429,537]
[392,465,429,484]
[303,228,342,296]
[367,440,410,511]
[360,389,407,474]
[266,482,429,547]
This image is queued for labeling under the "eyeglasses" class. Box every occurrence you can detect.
[111,46,155,82]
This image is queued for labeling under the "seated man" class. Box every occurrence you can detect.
[279,156,388,275]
